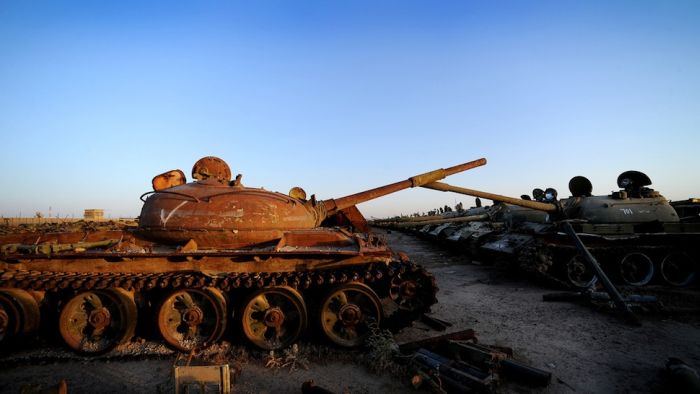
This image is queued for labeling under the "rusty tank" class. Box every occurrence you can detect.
[421,171,700,289]
[0,156,485,354]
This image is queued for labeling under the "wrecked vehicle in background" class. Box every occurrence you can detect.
[377,170,700,289]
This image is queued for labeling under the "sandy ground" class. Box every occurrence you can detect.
[1,230,699,393]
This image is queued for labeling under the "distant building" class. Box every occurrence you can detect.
[84,209,104,221]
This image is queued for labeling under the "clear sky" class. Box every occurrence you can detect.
[1,1,699,219]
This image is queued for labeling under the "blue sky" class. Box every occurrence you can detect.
[1,1,698,219]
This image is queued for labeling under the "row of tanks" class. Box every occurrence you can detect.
[0,156,487,354]
[376,170,700,290]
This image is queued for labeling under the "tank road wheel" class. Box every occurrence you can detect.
[320,283,382,348]
[241,287,307,350]
[620,252,655,286]
[0,289,40,346]
[660,253,697,287]
[566,255,598,289]
[157,288,227,352]
[59,289,137,354]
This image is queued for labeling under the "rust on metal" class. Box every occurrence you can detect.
[137,157,486,248]
[289,186,307,200]
[157,288,226,351]
[152,169,186,191]
[191,156,232,184]
[325,158,486,214]
[241,286,307,350]
[422,181,558,212]
[0,155,467,353]
[320,283,382,347]
[174,364,231,394]
[58,288,136,353]
[398,328,477,353]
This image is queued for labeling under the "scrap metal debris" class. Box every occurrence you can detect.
[399,329,551,393]
[174,364,231,394]
[420,314,454,331]
[173,346,238,394]
[399,329,477,353]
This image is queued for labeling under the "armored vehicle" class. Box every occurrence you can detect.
[0,156,485,353]
[374,201,548,263]
[422,171,700,289]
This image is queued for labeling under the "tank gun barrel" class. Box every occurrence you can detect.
[322,158,487,214]
[379,214,468,224]
[422,182,558,212]
[390,214,490,228]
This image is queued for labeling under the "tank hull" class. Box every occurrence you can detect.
[0,226,437,353]
[379,208,700,289]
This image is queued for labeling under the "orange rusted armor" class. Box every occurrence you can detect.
[138,157,486,248]
[0,156,484,354]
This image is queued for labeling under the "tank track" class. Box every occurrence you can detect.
[1,260,426,294]
[0,259,437,342]
[517,241,577,289]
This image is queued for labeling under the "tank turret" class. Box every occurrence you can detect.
[423,170,680,226]
[138,156,486,248]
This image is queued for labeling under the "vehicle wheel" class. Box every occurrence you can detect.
[620,252,655,286]
[59,289,136,354]
[660,252,696,287]
[566,255,598,289]
[0,289,40,345]
[157,288,226,352]
[319,283,382,348]
[241,287,307,350]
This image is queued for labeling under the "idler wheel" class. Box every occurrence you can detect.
[157,288,227,352]
[320,283,382,348]
[59,289,136,354]
[241,287,307,350]
[620,252,655,286]
[566,255,598,289]
[660,252,697,287]
[0,289,40,344]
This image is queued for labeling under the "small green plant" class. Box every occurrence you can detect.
[364,321,399,373]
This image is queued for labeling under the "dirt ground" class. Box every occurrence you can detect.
[1,230,699,393]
